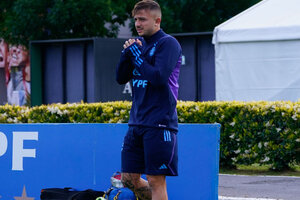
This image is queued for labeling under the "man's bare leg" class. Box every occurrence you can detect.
[147,175,168,200]
[121,173,152,200]
[121,173,168,200]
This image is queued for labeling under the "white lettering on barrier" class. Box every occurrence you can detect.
[0,132,8,156]
[12,131,38,171]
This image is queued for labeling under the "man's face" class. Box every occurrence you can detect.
[8,45,28,67]
[0,39,8,68]
[134,9,160,37]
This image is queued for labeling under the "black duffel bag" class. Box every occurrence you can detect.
[40,187,105,200]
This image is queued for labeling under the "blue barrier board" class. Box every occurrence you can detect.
[0,123,220,200]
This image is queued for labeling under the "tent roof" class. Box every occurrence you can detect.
[213,0,300,43]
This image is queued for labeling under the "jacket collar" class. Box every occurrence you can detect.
[143,29,165,44]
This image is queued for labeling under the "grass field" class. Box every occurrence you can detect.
[220,164,300,177]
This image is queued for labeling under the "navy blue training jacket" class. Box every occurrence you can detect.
[116,29,182,131]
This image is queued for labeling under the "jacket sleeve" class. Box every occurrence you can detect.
[125,37,181,86]
[116,51,134,85]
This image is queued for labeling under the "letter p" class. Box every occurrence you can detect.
[0,132,8,157]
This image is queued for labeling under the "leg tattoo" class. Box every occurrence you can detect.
[135,186,152,200]
[122,174,152,200]
[122,179,135,191]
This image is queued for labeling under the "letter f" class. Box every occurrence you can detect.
[12,132,38,171]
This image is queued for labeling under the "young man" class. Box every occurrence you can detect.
[116,1,182,199]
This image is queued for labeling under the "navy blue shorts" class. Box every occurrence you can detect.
[121,126,178,176]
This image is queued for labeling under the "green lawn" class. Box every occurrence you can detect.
[219,164,300,177]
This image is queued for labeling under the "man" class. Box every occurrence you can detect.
[116,1,182,199]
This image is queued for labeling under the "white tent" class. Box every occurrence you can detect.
[213,0,300,101]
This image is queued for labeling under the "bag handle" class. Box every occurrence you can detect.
[113,190,121,200]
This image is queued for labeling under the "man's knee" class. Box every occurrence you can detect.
[121,173,141,190]
[146,175,166,189]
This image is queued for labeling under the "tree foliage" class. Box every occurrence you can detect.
[0,0,135,47]
[0,0,261,46]
[157,0,262,34]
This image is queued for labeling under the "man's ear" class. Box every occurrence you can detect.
[155,17,161,26]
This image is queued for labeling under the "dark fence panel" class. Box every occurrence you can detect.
[31,38,129,105]
[176,37,198,101]
[86,43,95,102]
[65,43,85,103]
[174,32,215,101]
[197,34,216,101]
[43,45,64,104]
[94,38,131,102]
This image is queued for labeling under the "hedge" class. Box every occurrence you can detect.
[0,101,299,171]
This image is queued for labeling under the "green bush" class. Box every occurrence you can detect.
[177,101,300,171]
[0,100,299,171]
[0,104,29,123]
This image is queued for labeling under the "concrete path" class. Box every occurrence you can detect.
[218,174,300,200]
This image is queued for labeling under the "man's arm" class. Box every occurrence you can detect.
[125,37,181,86]
[116,39,142,85]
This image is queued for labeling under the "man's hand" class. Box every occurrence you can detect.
[123,38,143,67]
[123,39,142,49]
